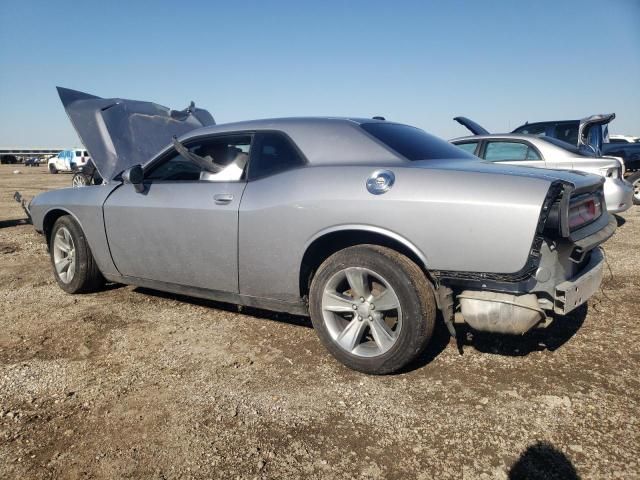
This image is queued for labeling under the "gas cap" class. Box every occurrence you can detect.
[366,169,395,195]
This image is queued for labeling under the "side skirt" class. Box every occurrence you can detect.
[103,274,309,317]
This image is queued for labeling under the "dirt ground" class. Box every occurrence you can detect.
[0,164,638,479]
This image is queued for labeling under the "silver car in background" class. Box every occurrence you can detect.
[452,117,633,213]
[28,88,617,374]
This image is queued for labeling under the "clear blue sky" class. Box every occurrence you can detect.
[1,0,638,147]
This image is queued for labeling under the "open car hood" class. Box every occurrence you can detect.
[453,116,490,136]
[578,113,615,152]
[57,87,215,181]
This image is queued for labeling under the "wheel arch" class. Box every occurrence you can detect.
[299,225,433,298]
[42,208,83,247]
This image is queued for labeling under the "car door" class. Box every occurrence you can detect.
[481,140,545,168]
[103,134,251,293]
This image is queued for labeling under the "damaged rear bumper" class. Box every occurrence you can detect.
[456,247,605,335]
[554,247,604,315]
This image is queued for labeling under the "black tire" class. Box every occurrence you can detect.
[309,245,436,374]
[627,171,640,206]
[49,216,104,293]
[49,164,58,174]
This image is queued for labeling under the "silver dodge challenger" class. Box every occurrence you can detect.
[28,88,616,374]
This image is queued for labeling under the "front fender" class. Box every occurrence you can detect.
[29,185,120,276]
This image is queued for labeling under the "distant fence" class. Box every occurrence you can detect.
[0,148,66,164]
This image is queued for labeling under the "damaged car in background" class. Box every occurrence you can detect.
[26,87,616,374]
[451,117,633,213]
[511,113,640,205]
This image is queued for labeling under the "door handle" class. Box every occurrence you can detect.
[214,193,234,205]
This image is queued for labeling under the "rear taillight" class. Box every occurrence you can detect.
[540,183,605,238]
[568,195,602,231]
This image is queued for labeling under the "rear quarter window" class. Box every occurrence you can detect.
[248,132,306,180]
[361,123,475,161]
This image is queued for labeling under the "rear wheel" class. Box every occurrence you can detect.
[50,216,104,293]
[309,245,436,374]
[628,171,640,205]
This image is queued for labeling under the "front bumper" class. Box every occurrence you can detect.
[604,177,633,213]
[554,247,604,315]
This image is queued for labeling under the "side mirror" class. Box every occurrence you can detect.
[122,164,145,193]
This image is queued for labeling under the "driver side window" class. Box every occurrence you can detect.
[146,135,252,182]
[145,153,202,181]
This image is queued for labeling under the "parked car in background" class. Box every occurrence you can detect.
[453,117,633,213]
[28,88,617,374]
[608,135,640,143]
[48,148,91,174]
[71,159,103,187]
[603,140,640,205]
[24,157,41,167]
[509,114,640,170]
[0,155,18,164]
[506,115,640,205]
[511,114,614,155]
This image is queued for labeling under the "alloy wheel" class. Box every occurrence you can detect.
[72,174,88,187]
[53,227,76,283]
[321,267,402,357]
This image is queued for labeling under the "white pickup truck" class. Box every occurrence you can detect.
[48,149,90,174]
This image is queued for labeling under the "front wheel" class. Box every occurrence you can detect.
[309,245,436,374]
[50,216,104,293]
[628,171,640,206]
[48,164,58,174]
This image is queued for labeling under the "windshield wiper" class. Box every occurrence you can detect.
[172,136,224,173]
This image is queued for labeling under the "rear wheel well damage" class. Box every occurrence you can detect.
[299,230,434,299]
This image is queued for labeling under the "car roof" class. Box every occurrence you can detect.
[512,120,581,132]
[187,116,387,135]
[515,120,579,126]
[174,117,408,167]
